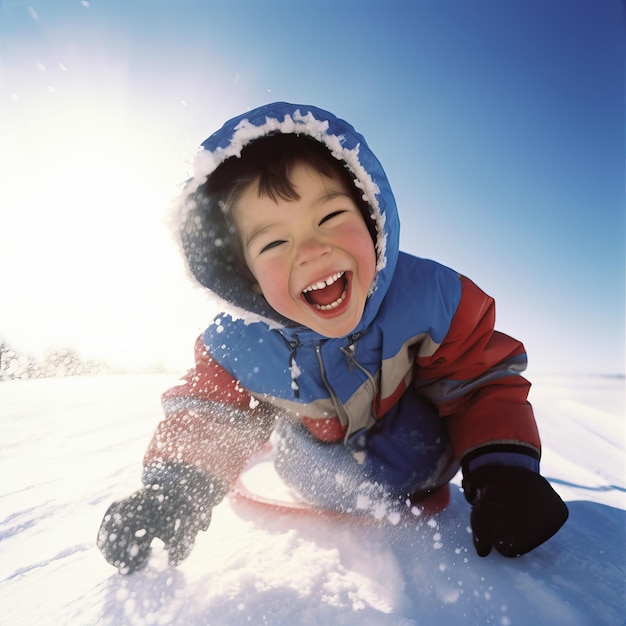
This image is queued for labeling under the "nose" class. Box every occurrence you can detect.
[295,237,331,265]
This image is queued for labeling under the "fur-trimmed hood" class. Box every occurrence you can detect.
[178,102,400,337]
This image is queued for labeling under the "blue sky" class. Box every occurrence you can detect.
[0,0,623,375]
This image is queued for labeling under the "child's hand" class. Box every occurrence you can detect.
[462,465,568,557]
[97,485,212,574]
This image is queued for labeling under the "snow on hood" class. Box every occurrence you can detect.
[177,102,400,333]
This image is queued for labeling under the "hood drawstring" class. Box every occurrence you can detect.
[282,335,303,399]
[315,342,350,429]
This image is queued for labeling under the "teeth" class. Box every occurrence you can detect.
[302,272,344,293]
[311,290,347,311]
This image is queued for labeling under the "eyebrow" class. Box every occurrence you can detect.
[243,190,353,249]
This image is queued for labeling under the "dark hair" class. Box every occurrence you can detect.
[207,132,368,206]
[179,133,376,318]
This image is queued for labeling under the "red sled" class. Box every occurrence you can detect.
[229,444,450,524]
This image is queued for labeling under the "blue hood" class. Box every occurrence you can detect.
[180,102,400,337]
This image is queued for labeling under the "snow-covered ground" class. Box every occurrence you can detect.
[1,373,624,625]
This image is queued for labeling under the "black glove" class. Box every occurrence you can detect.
[462,465,569,558]
[97,463,223,574]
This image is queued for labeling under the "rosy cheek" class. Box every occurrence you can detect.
[343,225,375,258]
[255,260,284,296]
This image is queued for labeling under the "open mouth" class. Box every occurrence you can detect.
[302,271,349,311]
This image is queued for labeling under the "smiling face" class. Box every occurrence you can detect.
[231,162,377,337]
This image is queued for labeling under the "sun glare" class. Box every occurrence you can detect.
[0,93,213,370]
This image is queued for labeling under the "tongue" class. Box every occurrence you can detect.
[306,277,345,307]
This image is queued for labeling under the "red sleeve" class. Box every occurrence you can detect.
[415,276,541,462]
[143,336,276,489]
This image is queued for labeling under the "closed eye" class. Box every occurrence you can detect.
[319,210,346,225]
[260,239,286,253]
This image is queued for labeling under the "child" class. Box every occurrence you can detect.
[97,102,568,574]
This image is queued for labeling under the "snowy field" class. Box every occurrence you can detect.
[1,373,624,626]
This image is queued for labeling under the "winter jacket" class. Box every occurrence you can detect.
[143,102,541,497]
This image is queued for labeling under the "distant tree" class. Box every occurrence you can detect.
[0,342,37,381]
[40,348,83,377]
[0,342,13,380]
[38,348,117,377]
[0,342,116,380]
